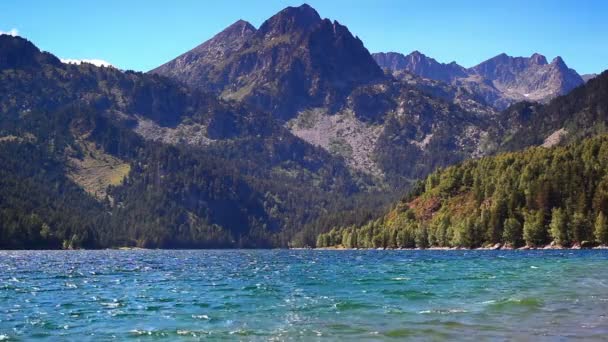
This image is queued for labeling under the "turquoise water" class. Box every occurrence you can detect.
[1,250,607,340]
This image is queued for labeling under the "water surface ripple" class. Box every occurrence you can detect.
[1,250,607,340]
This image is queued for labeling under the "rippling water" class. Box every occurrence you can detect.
[1,250,607,340]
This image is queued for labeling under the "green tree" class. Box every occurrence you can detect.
[549,208,569,246]
[594,212,608,245]
[568,212,589,243]
[502,217,523,247]
[523,210,546,247]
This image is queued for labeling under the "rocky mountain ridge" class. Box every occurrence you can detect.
[373,50,585,109]
[151,4,498,185]
[152,4,385,121]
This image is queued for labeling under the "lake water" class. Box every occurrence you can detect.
[1,250,607,340]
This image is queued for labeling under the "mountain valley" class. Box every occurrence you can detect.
[0,4,606,249]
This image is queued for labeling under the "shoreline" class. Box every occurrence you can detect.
[2,245,607,251]
[309,244,608,251]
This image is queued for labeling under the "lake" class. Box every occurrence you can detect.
[1,250,607,340]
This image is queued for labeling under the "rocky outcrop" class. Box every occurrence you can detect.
[471,54,584,103]
[582,73,598,82]
[374,51,585,110]
[374,51,468,83]
[151,4,385,121]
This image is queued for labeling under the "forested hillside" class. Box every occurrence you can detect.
[496,71,608,151]
[317,135,608,249]
[0,35,390,249]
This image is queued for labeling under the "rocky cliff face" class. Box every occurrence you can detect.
[151,5,498,184]
[471,53,583,102]
[374,51,585,109]
[582,73,598,82]
[374,51,468,83]
[150,20,256,92]
[151,4,385,121]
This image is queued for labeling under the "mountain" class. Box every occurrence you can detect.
[582,73,598,82]
[149,19,256,93]
[373,51,468,83]
[374,51,585,110]
[0,35,381,249]
[471,53,584,103]
[317,134,608,249]
[494,70,608,151]
[152,4,498,188]
[2,5,601,250]
[151,4,385,121]
[316,70,608,249]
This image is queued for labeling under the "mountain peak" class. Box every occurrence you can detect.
[258,3,322,36]
[551,56,567,68]
[207,19,257,44]
[224,19,256,34]
[373,50,467,83]
[530,53,548,65]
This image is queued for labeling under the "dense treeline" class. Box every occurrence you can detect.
[0,35,392,249]
[0,105,281,248]
[317,135,608,248]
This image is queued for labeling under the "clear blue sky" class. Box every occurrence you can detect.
[1,0,606,74]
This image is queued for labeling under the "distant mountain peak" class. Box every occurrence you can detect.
[551,56,566,67]
[258,3,322,36]
[224,19,256,34]
[372,50,467,83]
[152,3,384,120]
[530,53,548,65]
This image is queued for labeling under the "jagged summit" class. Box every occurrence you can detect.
[373,50,468,83]
[551,56,567,67]
[258,4,321,36]
[375,49,584,108]
[151,3,384,120]
[223,19,256,35]
[530,53,548,65]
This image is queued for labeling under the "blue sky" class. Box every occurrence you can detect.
[1,0,606,74]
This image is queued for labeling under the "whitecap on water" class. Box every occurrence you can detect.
[192,314,210,320]
[418,309,468,314]
[177,330,199,336]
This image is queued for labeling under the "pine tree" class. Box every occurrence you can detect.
[568,212,589,243]
[502,217,523,247]
[594,212,608,245]
[523,210,546,247]
[549,208,569,246]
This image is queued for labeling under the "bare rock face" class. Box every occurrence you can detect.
[150,4,499,183]
[151,4,385,121]
[374,51,585,110]
[582,73,598,83]
[471,54,584,103]
[374,51,468,83]
[150,19,256,92]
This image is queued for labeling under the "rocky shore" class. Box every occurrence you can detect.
[310,242,608,251]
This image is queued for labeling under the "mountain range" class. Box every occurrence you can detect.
[373,50,585,110]
[0,4,606,249]
[152,4,501,186]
